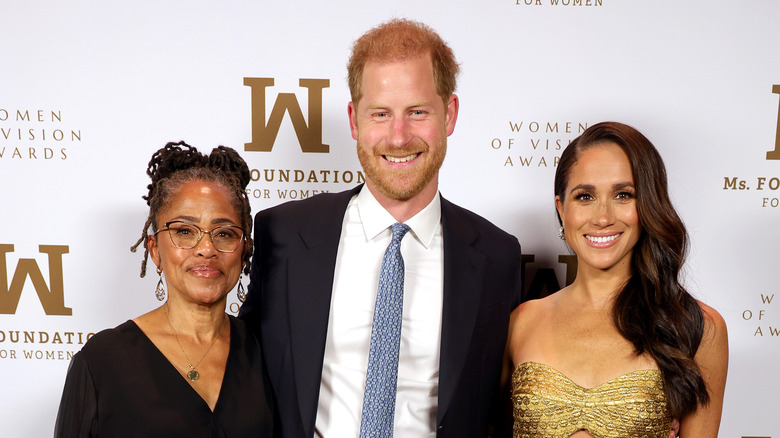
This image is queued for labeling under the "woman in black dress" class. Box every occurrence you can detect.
[55,142,273,437]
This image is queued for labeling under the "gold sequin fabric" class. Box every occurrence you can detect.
[512,362,671,438]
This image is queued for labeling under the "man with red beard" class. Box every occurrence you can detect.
[239,19,522,438]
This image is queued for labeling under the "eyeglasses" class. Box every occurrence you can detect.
[155,220,245,253]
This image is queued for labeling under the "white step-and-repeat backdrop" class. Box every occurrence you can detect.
[1,1,778,436]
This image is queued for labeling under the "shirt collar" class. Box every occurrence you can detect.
[356,186,441,249]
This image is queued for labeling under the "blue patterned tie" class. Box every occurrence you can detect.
[359,222,411,438]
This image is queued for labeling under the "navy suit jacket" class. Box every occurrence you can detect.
[239,185,522,437]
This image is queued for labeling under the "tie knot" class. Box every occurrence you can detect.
[390,222,411,243]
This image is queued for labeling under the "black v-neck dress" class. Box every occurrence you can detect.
[54,316,273,437]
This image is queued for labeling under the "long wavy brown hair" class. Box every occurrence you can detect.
[554,121,708,418]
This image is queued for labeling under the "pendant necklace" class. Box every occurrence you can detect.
[164,303,224,382]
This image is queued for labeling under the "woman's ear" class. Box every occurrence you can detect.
[555,195,564,223]
[148,234,161,269]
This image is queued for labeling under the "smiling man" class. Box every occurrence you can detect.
[239,19,523,437]
[349,52,455,219]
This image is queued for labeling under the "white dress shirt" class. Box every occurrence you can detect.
[314,187,444,437]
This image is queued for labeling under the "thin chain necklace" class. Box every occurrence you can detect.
[164,303,225,382]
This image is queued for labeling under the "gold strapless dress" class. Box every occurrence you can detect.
[512,362,671,438]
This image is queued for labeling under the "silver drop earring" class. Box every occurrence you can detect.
[558,227,566,241]
[237,274,246,303]
[155,267,166,301]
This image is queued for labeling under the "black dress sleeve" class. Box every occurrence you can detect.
[54,352,98,438]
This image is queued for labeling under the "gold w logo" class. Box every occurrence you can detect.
[244,78,330,153]
[0,244,71,315]
[768,84,780,160]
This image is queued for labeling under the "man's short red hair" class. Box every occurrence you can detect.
[347,18,460,107]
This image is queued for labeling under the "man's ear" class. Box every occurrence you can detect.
[348,101,359,140]
[445,94,459,136]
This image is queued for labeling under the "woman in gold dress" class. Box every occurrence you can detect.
[504,122,728,437]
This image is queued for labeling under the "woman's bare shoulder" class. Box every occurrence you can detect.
[697,301,728,348]
[508,291,562,344]
[512,292,559,323]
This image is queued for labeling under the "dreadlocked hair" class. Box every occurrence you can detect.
[554,122,709,419]
[130,141,253,278]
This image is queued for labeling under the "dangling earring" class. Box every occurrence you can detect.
[558,226,566,241]
[237,274,246,303]
[155,267,166,301]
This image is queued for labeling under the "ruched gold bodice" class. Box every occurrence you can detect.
[512,362,671,438]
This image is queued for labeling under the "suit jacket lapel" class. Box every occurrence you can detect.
[437,197,487,423]
[286,186,362,436]
[281,188,483,431]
